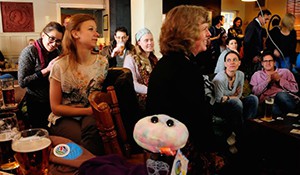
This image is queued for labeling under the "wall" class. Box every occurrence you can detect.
[0,0,106,60]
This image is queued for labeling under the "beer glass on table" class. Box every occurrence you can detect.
[0,78,15,107]
[0,112,20,173]
[264,97,274,121]
[12,128,51,175]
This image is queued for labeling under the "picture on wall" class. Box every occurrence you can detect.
[1,2,34,32]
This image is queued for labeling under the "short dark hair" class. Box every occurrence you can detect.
[224,50,240,61]
[257,9,271,17]
[114,26,129,36]
[261,50,275,61]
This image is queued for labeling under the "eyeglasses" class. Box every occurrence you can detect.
[44,32,62,45]
[262,60,274,63]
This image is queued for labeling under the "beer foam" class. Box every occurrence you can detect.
[12,137,51,153]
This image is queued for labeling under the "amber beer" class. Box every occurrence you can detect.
[1,78,15,106]
[118,42,125,56]
[2,88,15,106]
[0,113,19,173]
[12,129,51,175]
[0,135,19,172]
[264,98,274,120]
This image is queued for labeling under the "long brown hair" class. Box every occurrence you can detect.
[61,13,96,71]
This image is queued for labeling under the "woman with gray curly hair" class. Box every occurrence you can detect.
[146,5,226,174]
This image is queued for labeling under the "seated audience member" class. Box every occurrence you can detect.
[212,51,258,153]
[146,5,225,174]
[214,37,239,73]
[18,22,64,129]
[101,26,134,67]
[0,51,14,79]
[123,28,158,115]
[250,50,299,116]
[28,39,35,46]
[48,14,108,155]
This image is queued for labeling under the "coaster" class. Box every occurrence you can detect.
[53,144,70,157]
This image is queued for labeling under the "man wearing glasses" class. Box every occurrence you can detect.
[18,21,64,129]
[250,50,299,116]
[100,26,134,67]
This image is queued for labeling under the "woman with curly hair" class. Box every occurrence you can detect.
[146,5,226,174]
[123,28,158,115]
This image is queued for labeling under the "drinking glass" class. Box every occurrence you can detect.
[0,112,20,173]
[117,42,125,56]
[12,128,52,175]
[264,97,274,121]
[0,78,15,107]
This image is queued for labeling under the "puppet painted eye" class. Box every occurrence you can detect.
[166,119,174,127]
[151,116,159,123]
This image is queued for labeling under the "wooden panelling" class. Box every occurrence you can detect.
[0,33,39,60]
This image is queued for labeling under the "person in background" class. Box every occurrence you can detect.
[28,39,35,46]
[209,15,226,61]
[101,26,134,67]
[48,14,108,155]
[63,15,71,28]
[146,5,225,174]
[214,37,239,73]
[123,28,158,115]
[242,9,271,79]
[265,13,297,70]
[250,50,299,116]
[18,21,64,129]
[227,17,244,53]
[212,50,258,154]
[219,32,228,54]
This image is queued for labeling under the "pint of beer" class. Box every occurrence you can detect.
[0,113,20,173]
[0,78,15,107]
[264,97,274,120]
[12,128,51,175]
[118,42,125,56]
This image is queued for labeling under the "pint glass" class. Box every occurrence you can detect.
[0,78,15,107]
[12,128,51,175]
[118,42,125,56]
[0,112,19,173]
[264,97,274,120]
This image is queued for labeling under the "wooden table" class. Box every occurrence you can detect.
[245,116,300,174]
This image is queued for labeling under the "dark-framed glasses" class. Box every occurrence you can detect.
[262,60,274,63]
[44,32,62,45]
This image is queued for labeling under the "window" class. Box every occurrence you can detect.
[221,11,237,32]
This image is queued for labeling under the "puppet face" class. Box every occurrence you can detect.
[133,114,189,154]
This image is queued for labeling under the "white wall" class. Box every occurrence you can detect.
[0,0,106,60]
[131,0,162,58]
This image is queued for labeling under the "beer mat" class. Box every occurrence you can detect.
[253,118,263,123]
[0,103,17,110]
[63,142,83,160]
[287,113,299,117]
[260,118,275,122]
[53,144,70,157]
[0,171,14,175]
[290,129,300,135]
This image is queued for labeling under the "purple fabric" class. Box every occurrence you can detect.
[78,154,147,175]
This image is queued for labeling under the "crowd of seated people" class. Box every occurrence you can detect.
[10,4,300,175]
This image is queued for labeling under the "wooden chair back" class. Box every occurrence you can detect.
[89,86,131,157]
